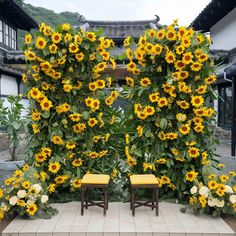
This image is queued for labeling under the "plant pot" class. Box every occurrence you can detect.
[0,160,25,171]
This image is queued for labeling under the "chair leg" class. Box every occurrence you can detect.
[85,188,89,209]
[81,186,85,216]
[152,188,155,210]
[106,188,108,210]
[132,187,135,216]
[130,187,132,210]
[155,187,159,216]
[104,187,108,216]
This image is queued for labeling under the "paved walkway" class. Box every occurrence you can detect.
[2,202,235,236]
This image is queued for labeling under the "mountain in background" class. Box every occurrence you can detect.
[16,0,82,48]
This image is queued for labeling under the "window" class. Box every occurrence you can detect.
[0,20,17,49]
[0,20,3,43]
[218,84,232,129]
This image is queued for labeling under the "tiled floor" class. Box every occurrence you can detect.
[2,202,235,236]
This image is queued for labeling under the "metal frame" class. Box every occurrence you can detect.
[130,184,159,216]
[81,183,109,216]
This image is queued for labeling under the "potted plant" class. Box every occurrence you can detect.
[0,95,27,170]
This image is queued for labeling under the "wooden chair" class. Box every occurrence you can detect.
[130,174,159,216]
[81,174,110,216]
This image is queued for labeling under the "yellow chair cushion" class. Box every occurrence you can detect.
[130,174,159,185]
[81,174,110,185]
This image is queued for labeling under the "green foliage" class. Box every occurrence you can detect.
[0,95,27,161]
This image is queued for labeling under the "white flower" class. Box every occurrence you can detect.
[41,195,48,204]
[17,190,27,199]
[26,199,35,205]
[208,197,217,207]
[225,185,233,194]
[31,184,42,193]
[229,195,236,204]
[9,196,18,206]
[190,186,198,194]
[199,186,209,198]
[1,203,9,211]
[215,199,224,208]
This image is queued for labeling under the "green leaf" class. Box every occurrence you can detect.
[82,111,89,120]
[41,112,50,119]
[95,27,104,36]
[160,118,167,130]
[12,122,21,130]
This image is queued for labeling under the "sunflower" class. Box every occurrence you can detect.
[199,195,207,208]
[66,142,76,150]
[190,62,202,71]
[179,124,190,135]
[89,82,97,91]
[191,95,204,108]
[88,118,98,127]
[51,135,64,145]
[41,147,52,156]
[136,125,143,137]
[166,28,177,41]
[197,53,209,63]
[40,98,53,111]
[196,85,207,94]
[137,112,148,120]
[72,179,82,188]
[69,43,79,53]
[96,80,106,89]
[185,171,198,182]
[75,52,84,62]
[165,52,176,63]
[161,175,171,184]
[63,84,73,93]
[49,44,58,54]
[69,113,82,122]
[22,181,31,189]
[24,50,36,61]
[149,92,159,102]
[181,37,191,48]
[72,158,83,167]
[188,147,200,158]
[205,75,217,85]
[140,77,151,87]
[182,52,193,64]
[174,60,186,71]
[25,34,32,44]
[166,132,178,140]
[86,32,96,42]
[35,36,47,49]
[126,77,134,87]
[153,44,162,55]
[54,176,68,185]
[51,32,62,44]
[194,124,204,133]
[48,162,61,174]
[175,45,185,55]
[220,174,229,183]
[156,29,165,40]
[26,203,38,216]
[29,87,41,100]
[176,100,190,109]
[176,113,187,122]
[157,97,168,107]
[127,61,137,72]
[208,180,218,190]
[32,124,40,134]
[144,106,155,116]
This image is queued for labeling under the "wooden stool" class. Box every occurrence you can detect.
[81,174,110,216]
[130,174,159,216]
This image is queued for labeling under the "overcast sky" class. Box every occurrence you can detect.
[25,0,211,26]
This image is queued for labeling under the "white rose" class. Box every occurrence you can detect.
[9,196,18,206]
[199,186,209,198]
[229,195,236,204]
[17,190,27,199]
[31,184,42,193]
[190,186,198,194]
[215,199,224,208]
[225,185,233,194]
[26,199,35,205]
[208,197,216,207]
[41,195,48,204]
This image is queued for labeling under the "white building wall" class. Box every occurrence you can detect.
[1,74,18,96]
[210,7,236,50]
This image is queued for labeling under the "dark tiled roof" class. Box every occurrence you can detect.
[78,16,161,39]
[5,51,25,62]
[0,0,38,31]
[190,0,236,32]
[0,63,24,77]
